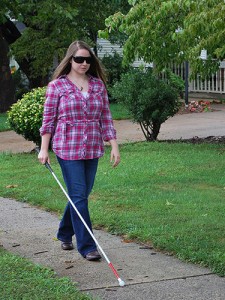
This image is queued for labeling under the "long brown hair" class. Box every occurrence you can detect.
[52,41,107,85]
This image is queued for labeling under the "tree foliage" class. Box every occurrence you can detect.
[2,0,79,85]
[1,0,130,86]
[72,0,131,54]
[0,0,130,111]
[101,0,225,78]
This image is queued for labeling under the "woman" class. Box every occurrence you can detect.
[38,40,120,261]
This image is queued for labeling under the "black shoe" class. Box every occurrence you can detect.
[85,250,101,261]
[61,242,74,250]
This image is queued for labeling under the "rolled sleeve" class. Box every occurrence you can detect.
[40,81,59,136]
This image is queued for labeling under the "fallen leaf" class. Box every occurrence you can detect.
[122,239,133,243]
[6,185,18,188]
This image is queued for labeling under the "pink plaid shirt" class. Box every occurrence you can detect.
[40,75,116,160]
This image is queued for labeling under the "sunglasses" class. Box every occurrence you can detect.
[72,56,92,64]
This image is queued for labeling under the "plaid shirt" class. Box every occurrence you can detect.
[40,75,116,160]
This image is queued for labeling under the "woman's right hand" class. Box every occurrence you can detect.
[38,133,51,165]
[38,149,50,165]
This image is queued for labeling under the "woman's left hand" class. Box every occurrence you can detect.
[109,140,120,167]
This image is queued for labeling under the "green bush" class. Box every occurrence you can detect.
[111,68,181,141]
[163,68,185,98]
[8,87,46,146]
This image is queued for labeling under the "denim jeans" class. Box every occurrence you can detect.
[56,156,98,257]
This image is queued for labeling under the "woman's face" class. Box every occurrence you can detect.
[70,48,91,75]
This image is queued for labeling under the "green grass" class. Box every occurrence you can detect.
[0,248,93,300]
[0,113,11,132]
[1,142,225,277]
[109,103,131,120]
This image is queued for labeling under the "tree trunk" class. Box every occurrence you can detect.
[15,56,49,89]
[152,121,161,141]
[0,31,15,113]
[139,120,161,141]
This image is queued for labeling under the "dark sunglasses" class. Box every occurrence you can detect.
[72,56,92,64]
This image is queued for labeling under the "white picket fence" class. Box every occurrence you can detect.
[170,62,225,94]
[190,67,225,94]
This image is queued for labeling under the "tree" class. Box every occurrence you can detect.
[1,0,130,85]
[0,0,130,112]
[4,0,79,87]
[176,0,225,77]
[0,0,79,112]
[101,0,225,78]
[72,0,131,55]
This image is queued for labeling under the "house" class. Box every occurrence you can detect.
[97,38,153,68]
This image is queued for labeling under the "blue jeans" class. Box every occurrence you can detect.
[56,156,98,257]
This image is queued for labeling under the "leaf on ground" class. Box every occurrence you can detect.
[122,239,133,243]
[5,185,18,188]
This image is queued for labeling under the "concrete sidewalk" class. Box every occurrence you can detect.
[1,105,225,299]
[1,197,225,300]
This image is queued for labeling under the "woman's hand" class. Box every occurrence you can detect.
[109,140,120,167]
[38,149,50,165]
[38,133,51,165]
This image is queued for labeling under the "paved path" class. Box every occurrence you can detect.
[1,197,225,300]
[1,105,225,299]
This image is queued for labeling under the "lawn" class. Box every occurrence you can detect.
[109,102,131,120]
[0,141,225,277]
[0,248,93,300]
[0,113,10,132]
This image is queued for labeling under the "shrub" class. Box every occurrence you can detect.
[163,68,185,98]
[111,68,181,141]
[8,87,46,146]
